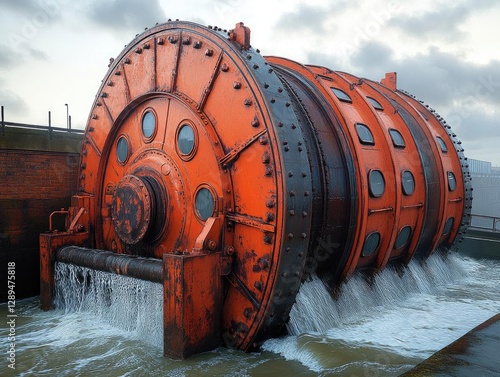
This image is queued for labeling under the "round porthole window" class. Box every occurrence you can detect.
[356,123,375,145]
[177,124,196,157]
[437,136,448,153]
[447,172,457,192]
[116,136,129,164]
[362,232,380,257]
[394,226,412,249]
[402,171,415,196]
[443,217,454,235]
[389,128,405,148]
[369,170,385,197]
[195,187,215,221]
[142,110,156,139]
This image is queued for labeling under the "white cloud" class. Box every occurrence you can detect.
[0,78,28,115]
[0,0,498,164]
[86,0,166,32]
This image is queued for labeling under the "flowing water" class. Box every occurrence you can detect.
[2,252,499,376]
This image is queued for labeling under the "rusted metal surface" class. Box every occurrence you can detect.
[39,21,471,359]
[40,232,90,310]
[57,246,164,283]
[112,174,157,244]
[163,252,222,359]
[48,210,69,232]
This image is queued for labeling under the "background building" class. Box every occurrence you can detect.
[468,158,500,230]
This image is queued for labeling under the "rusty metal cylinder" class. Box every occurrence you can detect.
[41,21,472,357]
[57,246,163,283]
[264,60,472,287]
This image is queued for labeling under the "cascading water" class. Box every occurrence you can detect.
[3,253,499,376]
[286,251,467,335]
[53,262,164,348]
[262,252,500,374]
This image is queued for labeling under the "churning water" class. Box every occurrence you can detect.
[53,263,164,349]
[2,252,499,376]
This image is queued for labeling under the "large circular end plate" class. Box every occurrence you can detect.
[80,21,313,351]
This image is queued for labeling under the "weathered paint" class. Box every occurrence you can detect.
[39,21,471,359]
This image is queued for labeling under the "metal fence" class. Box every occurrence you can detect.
[470,214,500,232]
[1,105,84,136]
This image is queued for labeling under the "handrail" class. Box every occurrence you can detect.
[0,105,84,135]
[1,121,84,134]
[469,214,500,232]
[49,210,70,232]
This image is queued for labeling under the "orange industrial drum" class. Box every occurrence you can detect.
[40,21,472,359]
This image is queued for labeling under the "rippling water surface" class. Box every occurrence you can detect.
[1,253,499,376]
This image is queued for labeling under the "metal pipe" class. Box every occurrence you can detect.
[49,210,69,231]
[56,246,163,283]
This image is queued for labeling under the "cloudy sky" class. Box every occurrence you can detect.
[1,0,499,165]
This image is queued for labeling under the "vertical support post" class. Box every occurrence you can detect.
[1,105,4,136]
[39,234,56,310]
[65,103,69,129]
[163,252,222,359]
[39,231,90,310]
[48,110,52,138]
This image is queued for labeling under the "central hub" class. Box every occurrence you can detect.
[112,174,166,245]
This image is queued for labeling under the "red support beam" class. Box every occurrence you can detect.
[163,252,223,359]
[39,232,89,310]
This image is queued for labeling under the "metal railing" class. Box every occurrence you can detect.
[1,105,84,136]
[469,214,500,232]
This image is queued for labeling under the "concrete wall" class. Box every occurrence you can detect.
[0,126,82,300]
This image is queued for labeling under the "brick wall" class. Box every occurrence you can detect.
[1,127,82,300]
[0,149,80,300]
[0,150,80,247]
[0,150,79,201]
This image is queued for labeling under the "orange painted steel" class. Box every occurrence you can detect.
[39,21,472,358]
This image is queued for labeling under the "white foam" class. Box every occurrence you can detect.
[54,262,164,349]
[264,253,500,372]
